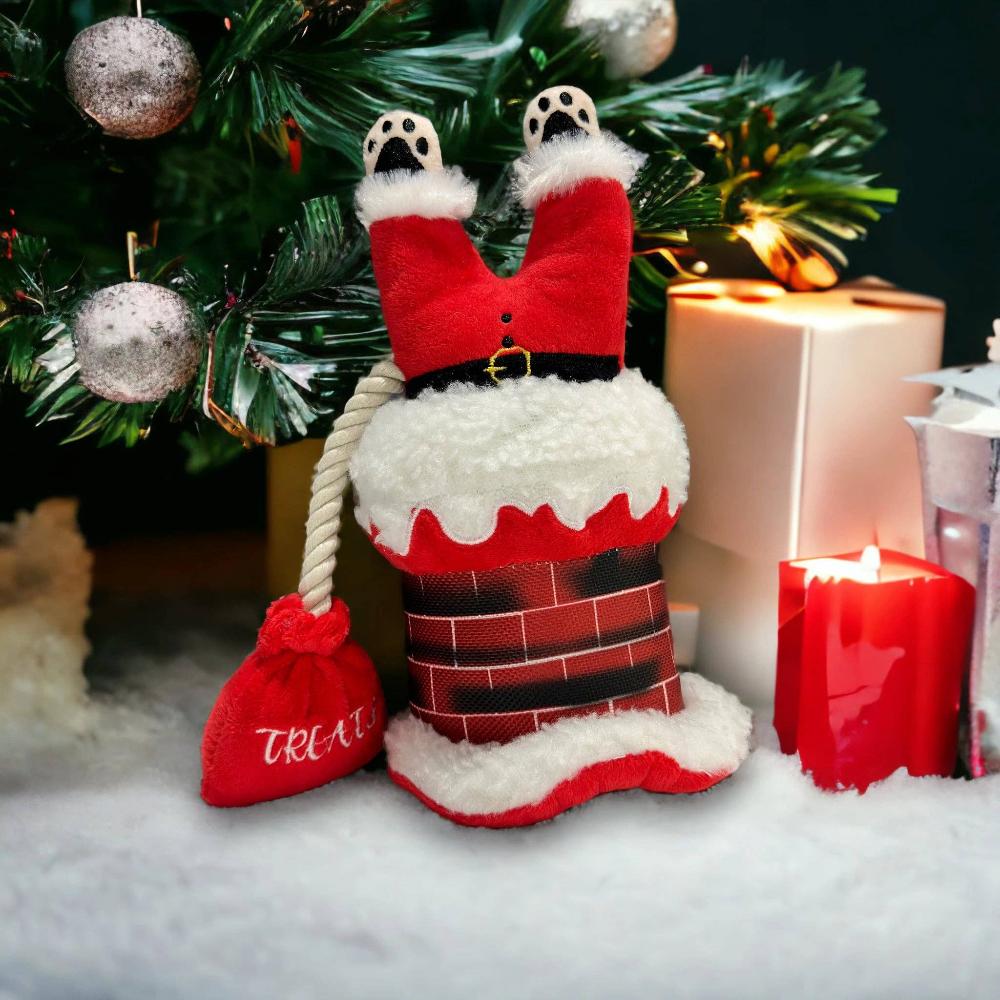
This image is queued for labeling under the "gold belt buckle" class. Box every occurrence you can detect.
[484,344,532,385]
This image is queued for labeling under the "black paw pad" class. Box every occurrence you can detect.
[523,86,599,152]
[363,110,442,176]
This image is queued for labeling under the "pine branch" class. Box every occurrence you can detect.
[200,0,490,162]
[3,1,899,454]
[691,62,898,247]
[205,194,389,444]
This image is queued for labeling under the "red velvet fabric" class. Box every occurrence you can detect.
[388,752,733,828]
[367,177,633,381]
[201,595,385,807]
[373,489,680,575]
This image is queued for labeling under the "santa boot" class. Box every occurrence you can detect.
[347,88,752,827]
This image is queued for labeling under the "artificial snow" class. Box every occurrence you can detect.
[0,500,93,746]
[2,596,998,999]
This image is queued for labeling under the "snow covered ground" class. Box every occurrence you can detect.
[2,597,999,1000]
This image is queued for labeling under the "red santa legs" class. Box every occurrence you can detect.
[350,87,751,826]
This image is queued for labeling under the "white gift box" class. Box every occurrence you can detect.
[662,278,944,704]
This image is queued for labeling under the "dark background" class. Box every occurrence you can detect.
[3,0,998,544]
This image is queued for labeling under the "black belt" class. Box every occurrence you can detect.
[405,351,619,398]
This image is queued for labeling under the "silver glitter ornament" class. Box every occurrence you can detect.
[64,16,200,140]
[564,0,678,80]
[73,282,204,403]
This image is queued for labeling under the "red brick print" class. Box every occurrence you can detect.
[551,557,583,606]
[402,544,680,745]
[465,711,538,743]
[665,673,685,713]
[523,602,598,658]
[564,645,632,679]
[536,700,612,726]
[612,685,670,714]
[407,615,456,665]
[596,587,659,643]
[648,581,671,627]
[487,657,568,691]
[411,705,467,743]
[419,666,496,714]
[478,560,556,611]
[453,613,527,665]
[407,660,436,710]
[417,570,475,611]
[629,630,676,681]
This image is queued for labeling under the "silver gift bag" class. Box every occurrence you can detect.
[908,363,1000,775]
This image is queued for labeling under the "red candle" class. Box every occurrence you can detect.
[774,547,975,791]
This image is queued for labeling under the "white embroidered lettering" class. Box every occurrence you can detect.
[256,699,380,765]
[285,727,310,763]
[256,728,286,765]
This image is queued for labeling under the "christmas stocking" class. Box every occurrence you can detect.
[348,87,752,826]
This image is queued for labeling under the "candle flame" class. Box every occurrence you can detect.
[795,546,882,586]
[861,545,881,574]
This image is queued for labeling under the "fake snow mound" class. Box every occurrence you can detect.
[0,500,93,745]
[1,597,998,999]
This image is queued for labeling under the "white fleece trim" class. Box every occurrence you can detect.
[349,369,689,556]
[513,131,646,209]
[385,673,752,817]
[355,167,478,229]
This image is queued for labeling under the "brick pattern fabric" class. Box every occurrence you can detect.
[403,544,682,744]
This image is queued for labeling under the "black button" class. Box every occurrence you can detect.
[500,312,512,323]
[502,335,514,348]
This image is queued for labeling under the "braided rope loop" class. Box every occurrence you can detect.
[298,359,405,615]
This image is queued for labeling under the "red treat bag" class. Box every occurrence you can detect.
[200,366,401,807]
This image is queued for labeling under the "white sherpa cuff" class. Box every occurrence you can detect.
[385,673,752,818]
[513,131,646,210]
[355,167,478,230]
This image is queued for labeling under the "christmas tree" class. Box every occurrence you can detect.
[1,0,895,459]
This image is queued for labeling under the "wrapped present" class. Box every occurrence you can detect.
[663,278,944,704]
[907,357,1000,775]
[774,546,974,791]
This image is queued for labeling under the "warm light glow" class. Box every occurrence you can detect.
[736,217,782,257]
[794,546,882,586]
[736,213,839,291]
[860,545,882,574]
[667,278,785,303]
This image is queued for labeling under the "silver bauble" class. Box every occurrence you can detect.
[65,16,200,140]
[73,283,204,403]
[564,0,678,80]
